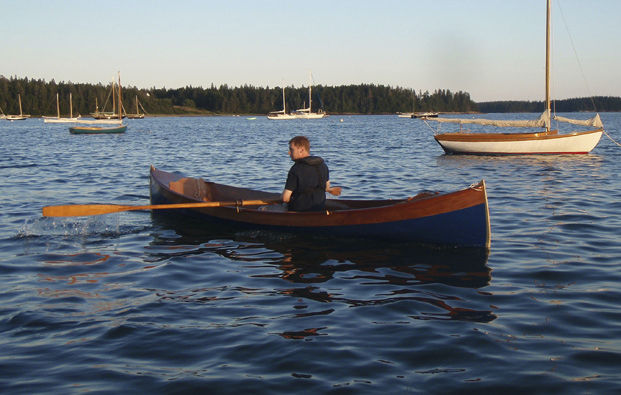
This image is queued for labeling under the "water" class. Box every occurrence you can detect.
[1,114,620,393]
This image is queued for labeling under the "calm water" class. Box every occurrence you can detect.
[1,114,620,393]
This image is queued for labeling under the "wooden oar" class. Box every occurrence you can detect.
[42,199,281,217]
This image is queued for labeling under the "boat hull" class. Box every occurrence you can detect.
[44,117,82,123]
[435,129,603,155]
[69,125,127,134]
[149,166,491,248]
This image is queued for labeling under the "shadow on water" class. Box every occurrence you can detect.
[150,212,496,323]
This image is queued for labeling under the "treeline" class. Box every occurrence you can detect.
[2,75,620,115]
[1,76,476,115]
[478,97,621,113]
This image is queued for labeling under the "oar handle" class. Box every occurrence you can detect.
[42,199,281,217]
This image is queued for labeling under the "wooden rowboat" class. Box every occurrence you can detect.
[150,166,491,248]
[69,124,127,134]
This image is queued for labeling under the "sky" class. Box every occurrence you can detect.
[1,0,620,102]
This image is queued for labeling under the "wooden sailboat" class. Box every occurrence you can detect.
[43,93,81,123]
[426,0,603,155]
[5,94,30,121]
[90,80,124,119]
[70,73,127,134]
[125,95,145,119]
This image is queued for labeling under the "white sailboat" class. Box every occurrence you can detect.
[267,86,298,120]
[267,74,327,120]
[426,0,603,155]
[292,73,327,119]
[5,94,30,121]
[43,93,81,123]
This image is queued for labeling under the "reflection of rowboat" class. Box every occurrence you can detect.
[149,166,491,248]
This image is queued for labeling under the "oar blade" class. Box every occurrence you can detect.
[42,204,131,217]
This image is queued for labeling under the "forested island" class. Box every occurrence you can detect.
[1,75,619,116]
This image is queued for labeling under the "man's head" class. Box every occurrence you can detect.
[288,136,310,160]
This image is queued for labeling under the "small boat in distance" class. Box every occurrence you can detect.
[267,86,298,120]
[4,94,30,121]
[43,93,81,123]
[70,72,126,134]
[125,95,145,119]
[291,73,327,119]
[150,166,491,248]
[90,78,125,120]
[414,112,438,118]
[425,0,603,155]
[267,74,327,119]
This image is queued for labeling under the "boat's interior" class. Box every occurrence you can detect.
[167,176,434,211]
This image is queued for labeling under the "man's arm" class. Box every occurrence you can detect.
[282,189,293,203]
[326,181,342,196]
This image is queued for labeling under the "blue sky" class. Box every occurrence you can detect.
[1,0,619,101]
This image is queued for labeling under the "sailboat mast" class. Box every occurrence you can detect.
[282,86,286,113]
[545,0,551,131]
[18,94,23,116]
[69,93,73,118]
[56,93,60,118]
[308,72,312,112]
[118,72,123,121]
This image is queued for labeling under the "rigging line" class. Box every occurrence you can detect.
[556,0,598,112]
[603,129,621,147]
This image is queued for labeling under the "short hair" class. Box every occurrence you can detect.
[289,135,310,151]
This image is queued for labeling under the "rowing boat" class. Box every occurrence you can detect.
[150,166,491,248]
[69,124,127,134]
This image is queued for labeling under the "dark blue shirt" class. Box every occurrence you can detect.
[285,156,329,211]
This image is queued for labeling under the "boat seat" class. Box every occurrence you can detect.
[169,177,214,202]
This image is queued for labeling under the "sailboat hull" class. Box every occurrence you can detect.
[434,129,603,155]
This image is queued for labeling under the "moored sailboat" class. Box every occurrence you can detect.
[425,0,603,155]
[70,73,126,134]
[5,94,30,121]
[267,86,298,120]
[292,73,327,119]
[43,93,81,123]
[125,95,145,119]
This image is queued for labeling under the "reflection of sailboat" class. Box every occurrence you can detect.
[70,72,127,134]
[125,95,145,119]
[43,93,81,123]
[426,0,603,155]
[5,94,30,121]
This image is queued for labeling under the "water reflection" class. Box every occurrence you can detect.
[150,214,496,323]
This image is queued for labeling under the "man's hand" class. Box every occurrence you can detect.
[327,186,342,196]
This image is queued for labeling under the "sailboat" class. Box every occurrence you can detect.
[43,93,81,123]
[426,0,603,155]
[70,72,127,134]
[90,79,125,120]
[125,95,145,119]
[5,94,30,121]
[292,73,327,119]
[267,86,298,120]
